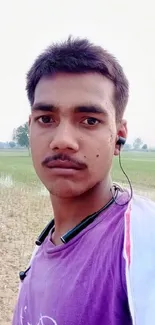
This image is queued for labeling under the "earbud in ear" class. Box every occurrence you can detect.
[116,136,126,146]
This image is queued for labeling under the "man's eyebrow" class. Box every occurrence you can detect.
[32,103,57,112]
[32,103,108,116]
[74,105,108,115]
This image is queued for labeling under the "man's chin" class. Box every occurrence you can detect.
[48,187,84,199]
[45,181,87,199]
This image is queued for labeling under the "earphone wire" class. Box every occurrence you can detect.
[111,146,133,206]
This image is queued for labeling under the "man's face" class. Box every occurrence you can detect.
[29,72,127,198]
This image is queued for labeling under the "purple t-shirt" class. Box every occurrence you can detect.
[12,196,132,325]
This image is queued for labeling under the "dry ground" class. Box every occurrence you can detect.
[0,186,52,325]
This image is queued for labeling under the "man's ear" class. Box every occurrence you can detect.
[114,119,128,156]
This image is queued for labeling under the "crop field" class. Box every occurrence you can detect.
[0,149,155,324]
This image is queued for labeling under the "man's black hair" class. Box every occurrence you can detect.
[26,36,129,120]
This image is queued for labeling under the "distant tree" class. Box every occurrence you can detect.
[142,144,148,150]
[123,143,132,151]
[13,122,29,152]
[9,141,16,148]
[133,138,143,150]
[0,142,4,149]
[0,142,10,149]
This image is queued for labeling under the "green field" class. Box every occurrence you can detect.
[0,149,155,324]
[0,149,155,189]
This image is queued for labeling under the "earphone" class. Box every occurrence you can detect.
[111,135,133,206]
[116,136,126,146]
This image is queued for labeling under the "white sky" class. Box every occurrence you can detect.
[0,0,154,146]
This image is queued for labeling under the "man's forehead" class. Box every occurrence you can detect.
[34,72,115,110]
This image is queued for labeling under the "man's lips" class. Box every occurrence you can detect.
[44,160,84,170]
[42,154,87,170]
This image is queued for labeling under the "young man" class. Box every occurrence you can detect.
[12,37,155,325]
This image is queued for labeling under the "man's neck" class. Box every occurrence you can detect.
[50,179,113,245]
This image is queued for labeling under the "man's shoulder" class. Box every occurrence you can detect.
[129,193,155,229]
[125,194,155,325]
[131,193,155,213]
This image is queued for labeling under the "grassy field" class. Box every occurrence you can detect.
[0,149,155,190]
[0,149,155,324]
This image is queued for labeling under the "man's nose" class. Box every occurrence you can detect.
[49,123,79,152]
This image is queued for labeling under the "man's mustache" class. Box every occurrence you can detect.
[42,153,87,169]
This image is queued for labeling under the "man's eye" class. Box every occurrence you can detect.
[38,116,54,124]
[82,117,100,126]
